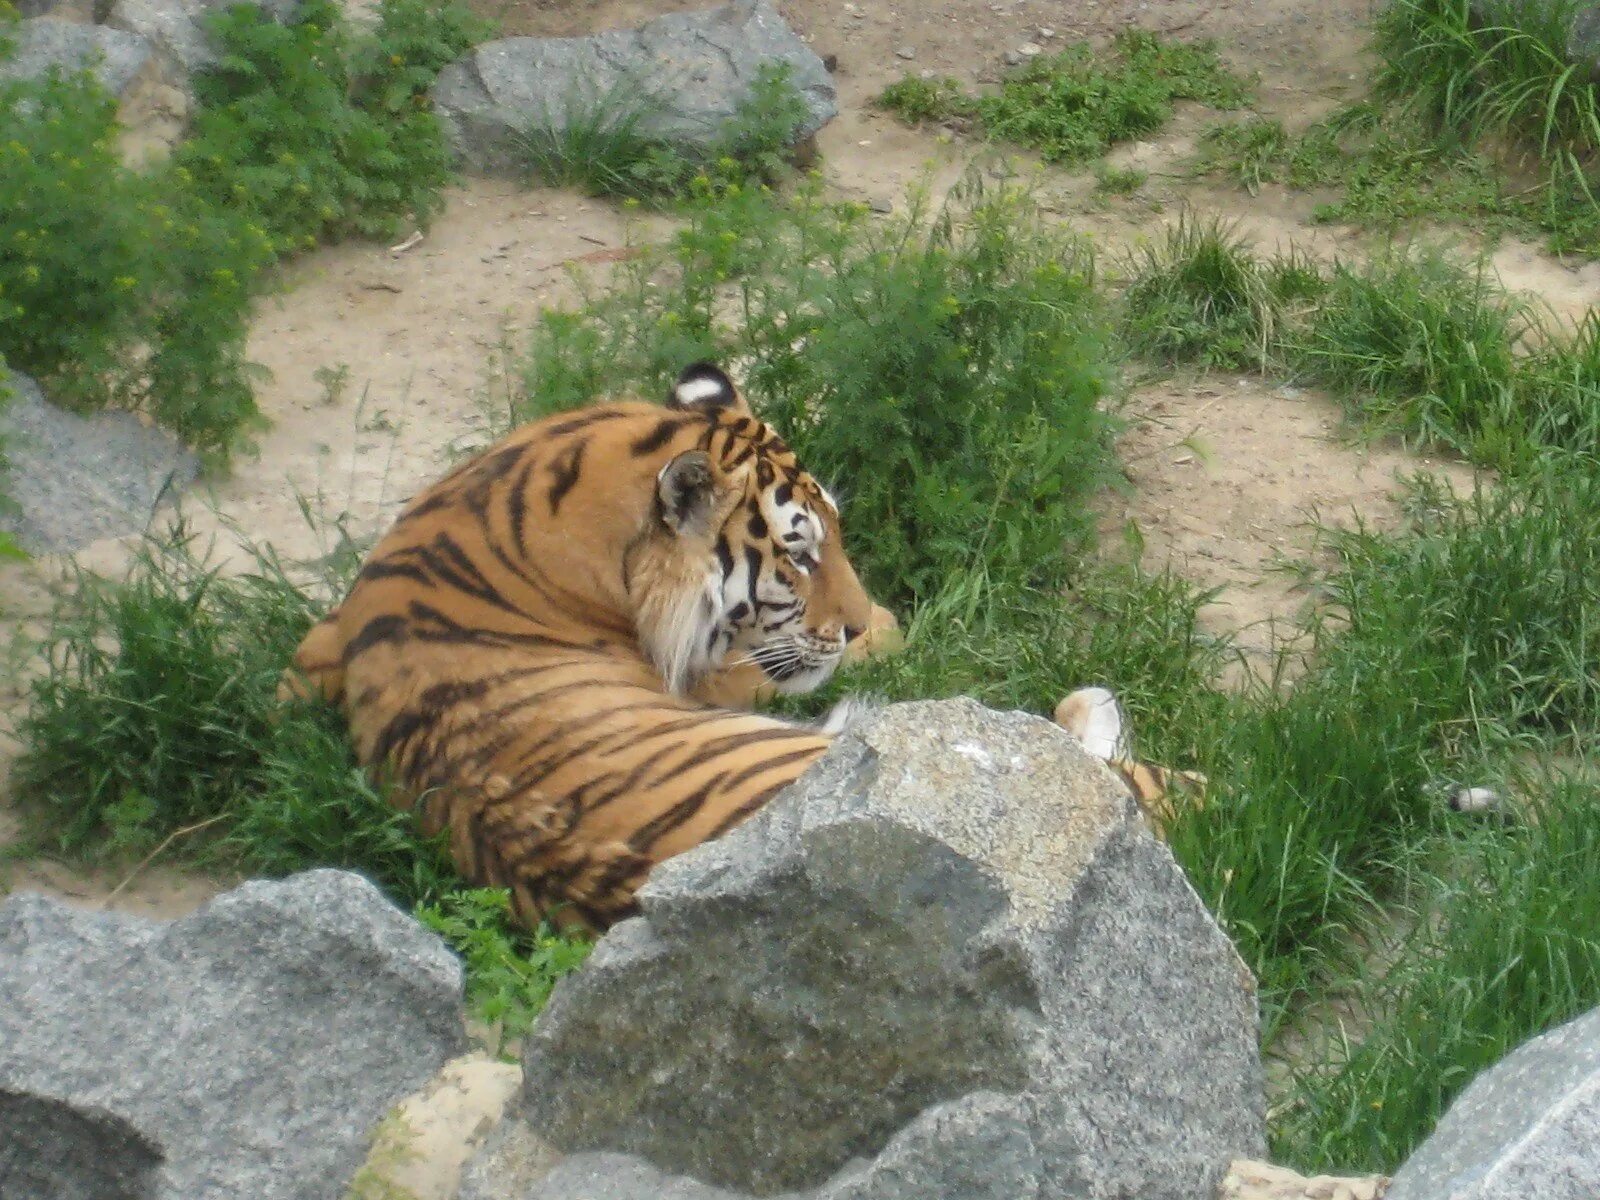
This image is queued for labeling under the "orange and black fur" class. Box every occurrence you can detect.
[282,363,876,932]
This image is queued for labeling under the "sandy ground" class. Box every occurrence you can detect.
[0,0,1594,959]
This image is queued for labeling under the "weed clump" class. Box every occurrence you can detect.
[878,30,1253,164]
[1118,215,1305,371]
[1296,248,1530,466]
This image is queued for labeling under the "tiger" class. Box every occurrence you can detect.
[281,362,888,932]
[1053,685,1208,838]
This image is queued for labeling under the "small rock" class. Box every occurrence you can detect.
[868,197,894,214]
[1018,40,1043,56]
[894,45,915,60]
[431,0,836,176]
[1387,1004,1600,1200]
[0,870,467,1200]
[1221,1159,1389,1200]
[1037,25,1056,38]
[1003,49,1023,65]
[0,368,199,554]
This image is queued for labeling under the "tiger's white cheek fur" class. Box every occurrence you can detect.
[641,567,724,694]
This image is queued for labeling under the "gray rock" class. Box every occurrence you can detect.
[106,0,300,77]
[0,870,467,1200]
[477,699,1264,1200]
[0,17,156,97]
[430,0,836,176]
[0,368,199,553]
[1387,1005,1600,1200]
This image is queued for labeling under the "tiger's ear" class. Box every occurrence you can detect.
[668,362,750,416]
[1053,686,1128,762]
[657,450,718,537]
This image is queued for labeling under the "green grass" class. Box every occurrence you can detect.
[518,63,812,203]
[1118,214,1312,371]
[878,29,1253,164]
[12,522,588,1043]
[1198,0,1600,255]
[1294,247,1531,466]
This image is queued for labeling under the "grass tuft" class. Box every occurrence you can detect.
[878,30,1253,164]
[1118,214,1298,371]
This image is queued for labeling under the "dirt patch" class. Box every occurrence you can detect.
[1104,375,1481,679]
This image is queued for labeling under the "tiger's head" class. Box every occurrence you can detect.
[629,362,874,697]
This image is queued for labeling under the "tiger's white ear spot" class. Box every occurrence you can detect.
[1053,686,1128,762]
[670,362,741,412]
[818,694,882,736]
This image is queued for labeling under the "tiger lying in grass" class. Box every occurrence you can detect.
[283,362,1195,930]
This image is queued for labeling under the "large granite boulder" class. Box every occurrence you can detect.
[1387,1005,1600,1200]
[430,0,836,176]
[466,698,1266,1200]
[0,870,467,1200]
[0,368,198,553]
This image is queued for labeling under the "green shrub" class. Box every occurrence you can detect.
[879,30,1252,164]
[511,176,1114,606]
[0,69,272,458]
[519,63,811,202]
[176,0,476,249]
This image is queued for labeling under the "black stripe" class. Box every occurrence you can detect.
[342,614,409,663]
[716,742,824,794]
[706,777,794,839]
[628,771,731,850]
[357,560,433,586]
[540,409,627,438]
[547,441,585,515]
[630,417,685,456]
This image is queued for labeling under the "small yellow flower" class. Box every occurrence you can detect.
[114,275,137,289]
[23,264,40,283]
[390,53,402,65]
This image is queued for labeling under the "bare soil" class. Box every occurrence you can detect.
[2,0,1593,919]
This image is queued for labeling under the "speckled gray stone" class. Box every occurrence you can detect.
[430,0,835,175]
[0,368,197,553]
[1387,1005,1600,1200]
[0,870,467,1200]
[0,18,156,96]
[490,698,1264,1200]
[106,0,301,76]
[1469,1,1600,76]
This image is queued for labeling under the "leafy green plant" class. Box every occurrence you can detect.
[417,888,593,1052]
[519,63,811,202]
[1094,163,1148,195]
[874,74,975,124]
[509,174,1115,606]
[1118,214,1294,371]
[879,30,1253,164]
[0,68,272,459]
[176,0,474,249]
